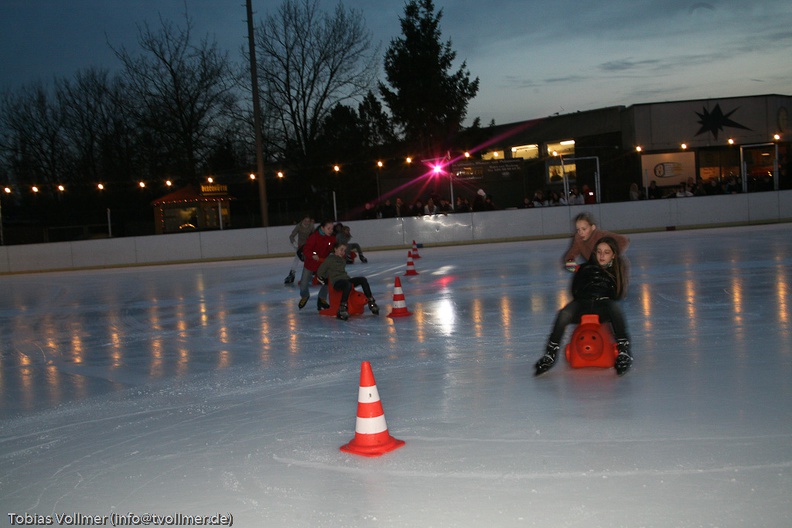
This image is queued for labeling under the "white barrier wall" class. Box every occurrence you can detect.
[2,190,790,274]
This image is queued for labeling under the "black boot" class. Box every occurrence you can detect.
[360,255,368,263]
[368,298,379,315]
[337,302,349,321]
[615,339,632,376]
[534,341,559,376]
[284,270,295,284]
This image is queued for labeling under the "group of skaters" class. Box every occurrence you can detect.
[283,211,633,375]
[284,217,377,321]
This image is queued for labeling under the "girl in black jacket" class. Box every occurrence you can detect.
[535,236,633,376]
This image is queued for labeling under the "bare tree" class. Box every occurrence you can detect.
[0,84,69,197]
[111,14,240,182]
[56,68,136,185]
[255,0,379,166]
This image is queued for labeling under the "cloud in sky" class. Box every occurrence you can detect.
[0,0,790,125]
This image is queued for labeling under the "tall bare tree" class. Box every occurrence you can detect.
[112,14,239,182]
[0,84,68,197]
[56,68,135,185]
[255,0,379,168]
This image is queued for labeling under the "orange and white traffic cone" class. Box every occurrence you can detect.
[340,361,405,457]
[387,276,412,318]
[404,250,419,276]
[411,240,421,259]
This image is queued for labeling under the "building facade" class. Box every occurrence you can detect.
[409,94,792,208]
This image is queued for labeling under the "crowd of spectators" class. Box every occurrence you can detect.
[637,176,744,200]
[352,174,768,220]
[363,189,499,219]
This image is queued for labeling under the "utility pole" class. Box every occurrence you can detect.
[246,0,269,226]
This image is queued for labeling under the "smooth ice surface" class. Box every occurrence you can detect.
[2,224,791,527]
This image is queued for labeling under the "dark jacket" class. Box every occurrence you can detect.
[572,261,618,301]
[316,254,349,286]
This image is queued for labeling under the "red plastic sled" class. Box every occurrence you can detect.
[319,285,367,317]
[564,314,619,368]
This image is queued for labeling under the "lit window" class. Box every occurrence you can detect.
[511,144,539,160]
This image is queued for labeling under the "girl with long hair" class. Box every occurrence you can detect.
[536,236,633,376]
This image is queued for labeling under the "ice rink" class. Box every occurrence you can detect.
[2,223,791,527]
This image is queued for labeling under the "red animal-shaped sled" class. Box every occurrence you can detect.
[564,314,619,368]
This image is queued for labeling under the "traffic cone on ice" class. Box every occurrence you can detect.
[404,250,419,276]
[411,240,421,258]
[387,276,412,318]
[340,361,405,457]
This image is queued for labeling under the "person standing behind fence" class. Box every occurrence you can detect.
[284,216,314,284]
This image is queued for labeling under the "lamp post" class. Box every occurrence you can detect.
[246,0,269,226]
[333,165,340,221]
[0,191,4,246]
[376,160,383,202]
[552,151,570,201]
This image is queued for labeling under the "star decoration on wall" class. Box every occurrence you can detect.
[695,103,751,139]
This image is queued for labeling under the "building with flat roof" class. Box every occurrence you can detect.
[382,94,790,209]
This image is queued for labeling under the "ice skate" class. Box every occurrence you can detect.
[360,255,368,263]
[337,302,349,321]
[534,341,559,376]
[317,297,330,311]
[298,296,308,310]
[615,339,633,376]
[367,298,379,315]
[284,270,295,284]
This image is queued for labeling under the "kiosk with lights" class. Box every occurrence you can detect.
[152,184,233,234]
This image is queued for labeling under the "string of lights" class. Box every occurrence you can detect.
[1,130,783,197]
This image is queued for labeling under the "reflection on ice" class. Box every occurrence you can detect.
[1,224,791,526]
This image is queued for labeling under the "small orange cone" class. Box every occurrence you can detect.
[411,240,421,258]
[340,361,405,457]
[404,250,419,276]
[387,276,412,318]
